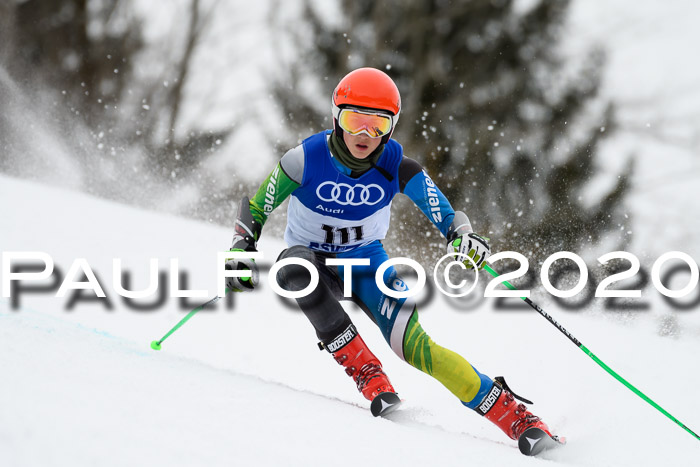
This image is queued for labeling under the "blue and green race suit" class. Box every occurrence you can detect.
[248,130,493,409]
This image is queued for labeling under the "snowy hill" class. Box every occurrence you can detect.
[1,175,699,466]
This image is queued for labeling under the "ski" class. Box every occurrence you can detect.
[370,391,402,417]
[518,426,566,456]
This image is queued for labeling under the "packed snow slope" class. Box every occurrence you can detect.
[1,175,698,467]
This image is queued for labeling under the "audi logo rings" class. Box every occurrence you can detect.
[316,181,385,206]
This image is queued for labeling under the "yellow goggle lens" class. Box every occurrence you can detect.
[338,109,393,138]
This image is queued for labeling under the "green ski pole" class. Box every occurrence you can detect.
[150,291,228,350]
[483,264,700,442]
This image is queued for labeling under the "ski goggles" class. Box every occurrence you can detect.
[337,108,394,138]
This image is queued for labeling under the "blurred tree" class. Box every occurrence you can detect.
[1,0,236,200]
[269,0,632,264]
[9,0,143,132]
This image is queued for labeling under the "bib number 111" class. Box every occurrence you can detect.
[321,224,364,245]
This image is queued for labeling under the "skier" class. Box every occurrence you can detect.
[225,67,561,454]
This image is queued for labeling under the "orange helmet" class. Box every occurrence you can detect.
[332,68,401,142]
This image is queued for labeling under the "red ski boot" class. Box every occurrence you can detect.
[475,377,564,455]
[320,324,400,416]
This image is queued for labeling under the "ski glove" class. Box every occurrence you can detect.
[447,232,491,270]
[225,196,262,293]
[225,249,259,293]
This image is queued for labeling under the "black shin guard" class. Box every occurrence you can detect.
[276,246,351,341]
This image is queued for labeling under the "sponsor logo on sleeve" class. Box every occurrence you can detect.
[263,165,280,216]
[423,170,442,223]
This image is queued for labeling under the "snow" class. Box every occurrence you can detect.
[2,175,699,466]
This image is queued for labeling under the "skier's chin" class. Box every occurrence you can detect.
[351,146,371,159]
